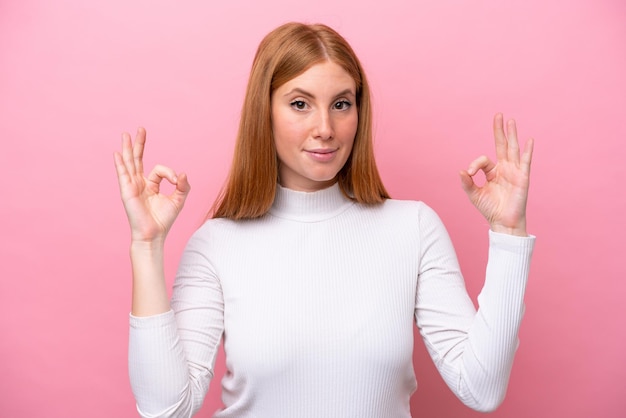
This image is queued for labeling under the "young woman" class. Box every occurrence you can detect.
[114,22,535,418]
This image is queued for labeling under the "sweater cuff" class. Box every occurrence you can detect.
[129,309,175,329]
[488,230,536,254]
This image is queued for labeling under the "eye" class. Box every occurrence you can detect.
[333,100,352,111]
[290,100,308,111]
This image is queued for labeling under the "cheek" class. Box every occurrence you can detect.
[273,110,302,141]
[340,114,358,145]
[271,111,288,151]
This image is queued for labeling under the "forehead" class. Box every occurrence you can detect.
[278,61,356,95]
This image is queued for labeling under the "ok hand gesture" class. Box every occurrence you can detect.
[460,114,534,236]
[114,128,191,243]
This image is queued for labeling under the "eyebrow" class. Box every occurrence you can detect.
[283,88,356,99]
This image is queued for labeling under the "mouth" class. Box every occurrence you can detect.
[307,148,336,154]
[305,148,338,162]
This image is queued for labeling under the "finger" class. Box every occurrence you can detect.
[493,113,508,162]
[133,127,146,175]
[146,164,179,187]
[466,155,496,177]
[506,119,520,165]
[520,137,534,175]
[113,151,130,186]
[121,132,136,176]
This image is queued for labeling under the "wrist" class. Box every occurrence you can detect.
[490,224,528,237]
[130,238,166,255]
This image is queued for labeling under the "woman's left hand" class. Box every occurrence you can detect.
[460,113,534,236]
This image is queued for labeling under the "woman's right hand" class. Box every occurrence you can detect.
[114,127,191,244]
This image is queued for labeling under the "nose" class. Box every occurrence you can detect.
[313,109,334,140]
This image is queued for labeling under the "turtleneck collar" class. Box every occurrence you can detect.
[268,182,355,223]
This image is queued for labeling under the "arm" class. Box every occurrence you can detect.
[116,128,208,417]
[415,209,534,412]
[416,114,535,411]
[128,230,224,418]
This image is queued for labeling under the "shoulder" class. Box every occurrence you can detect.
[377,198,442,223]
[347,198,446,238]
[189,215,277,244]
[380,198,450,239]
[183,217,240,250]
[178,217,263,266]
[195,216,237,234]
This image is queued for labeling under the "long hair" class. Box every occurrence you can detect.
[212,22,389,219]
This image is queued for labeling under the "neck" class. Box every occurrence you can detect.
[269,183,354,222]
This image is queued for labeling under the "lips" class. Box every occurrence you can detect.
[307,148,336,154]
[305,148,338,162]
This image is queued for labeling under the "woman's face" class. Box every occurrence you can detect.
[271,61,357,192]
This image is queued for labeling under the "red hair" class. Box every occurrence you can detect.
[212,22,389,219]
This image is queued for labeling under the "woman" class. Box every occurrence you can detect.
[114,22,535,417]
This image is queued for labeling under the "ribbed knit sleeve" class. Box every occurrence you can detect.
[414,204,535,412]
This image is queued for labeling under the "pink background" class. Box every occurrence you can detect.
[1,1,624,417]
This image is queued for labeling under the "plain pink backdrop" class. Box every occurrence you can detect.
[1,1,624,417]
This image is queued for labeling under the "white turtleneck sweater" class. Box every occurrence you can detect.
[128,183,535,418]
